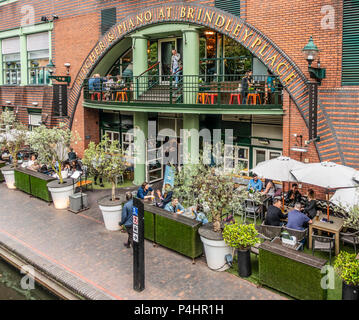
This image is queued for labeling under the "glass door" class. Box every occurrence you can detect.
[146,138,164,183]
[104,130,120,142]
[158,38,177,84]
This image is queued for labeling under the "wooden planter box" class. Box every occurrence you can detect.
[144,204,203,259]
[14,167,56,202]
[258,241,328,300]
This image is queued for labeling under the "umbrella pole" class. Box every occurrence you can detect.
[326,190,330,221]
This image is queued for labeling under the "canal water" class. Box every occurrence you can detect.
[0,258,59,300]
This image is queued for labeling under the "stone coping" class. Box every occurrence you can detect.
[15,167,56,182]
[47,178,75,189]
[0,164,16,172]
[198,223,225,241]
[98,194,125,207]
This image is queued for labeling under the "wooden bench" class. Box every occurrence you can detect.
[76,180,93,191]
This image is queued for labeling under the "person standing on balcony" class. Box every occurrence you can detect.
[171,49,181,87]
[241,71,253,104]
[265,70,276,104]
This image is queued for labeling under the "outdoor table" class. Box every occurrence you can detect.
[271,236,302,251]
[308,212,344,255]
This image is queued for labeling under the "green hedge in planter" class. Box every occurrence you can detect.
[144,204,203,259]
[14,168,55,202]
[259,242,328,300]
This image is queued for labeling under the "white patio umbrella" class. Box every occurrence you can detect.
[291,161,359,220]
[330,187,359,211]
[252,156,306,182]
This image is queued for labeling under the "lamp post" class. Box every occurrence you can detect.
[302,36,326,142]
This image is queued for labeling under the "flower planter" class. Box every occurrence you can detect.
[342,281,359,300]
[47,179,75,209]
[98,197,123,231]
[199,224,232,271]
[237,248,252,277]
[0,165,16,189]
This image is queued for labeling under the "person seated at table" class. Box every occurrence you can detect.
[155,184,173,208]
[303,189,317,219]
[264,198,287,226]
[27,154,40,172]
[247,173,263,192]
[137,182,154,200]
[286,202,312,231]
[68,148,77,161]
[261,179,276,197]
[164,198,185,214]
[285,183,302,206]
[193,204,209,224]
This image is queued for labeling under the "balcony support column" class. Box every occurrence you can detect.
[182,114,199,165]
[133,112,148,186]
[132,35,148,99]
[182,28,199,104]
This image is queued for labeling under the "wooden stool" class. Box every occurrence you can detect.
[91,92,101,101]
[76,180,94,191]
[229,93,242,105]
[196,92,208,104]
[207,93,218,104]
[115,90,128,102]
[247,93,261,105]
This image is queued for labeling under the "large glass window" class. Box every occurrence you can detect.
[224,36,252,76]
[27,32,50,85]
[2,37,21,85]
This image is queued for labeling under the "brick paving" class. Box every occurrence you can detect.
[0,183,285,300]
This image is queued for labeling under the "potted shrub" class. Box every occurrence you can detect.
[82,136,126,231]
[334,251,359,300]
[0,110,28,189]
[222,223,259,277]
[172,149,247,271]
[27,123,79,209]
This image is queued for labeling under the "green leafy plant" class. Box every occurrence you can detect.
[26,123,79,184]
[342,205,359,231]
[334,251,359,286]
[0,110,28,167]
[82,136,127,201]
[222,223,259,250]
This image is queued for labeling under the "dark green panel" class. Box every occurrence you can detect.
[101,8,117,35]
[215,0,241,17]
[342,0,359,85]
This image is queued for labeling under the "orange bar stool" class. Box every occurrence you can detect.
[196,92,208,104]
[91,92,101,101]
[247,93,261,105]
[207,93,218,104]
[115,90,128,102]
[229,93,242,104]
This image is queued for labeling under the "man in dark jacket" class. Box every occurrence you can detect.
[120,192,134,248]
[264,198,287,226]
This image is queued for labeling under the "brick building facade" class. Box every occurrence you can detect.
[0,0,358,183]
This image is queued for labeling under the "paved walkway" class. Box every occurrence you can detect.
[0,183,284,300]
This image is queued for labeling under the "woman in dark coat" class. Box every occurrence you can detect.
[303,189,317,219]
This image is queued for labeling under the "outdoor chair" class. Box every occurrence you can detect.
[244,199,261,224]
[260,222,283,240]
[252,225,270,257]
[282,226,308,250]
[311,232,335,264]
[340,230,359,254]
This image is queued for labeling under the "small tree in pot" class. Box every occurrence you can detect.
[82,136,127,231]
[26,123,79,209]
[334,251,359,300]
[222,223,259,277]
[0,110,29,189]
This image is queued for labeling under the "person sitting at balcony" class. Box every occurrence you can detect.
[285,183,302,207]
[103,74,115,101]
[137,182,154,200]
[264,197,287,226]
[155,184,173,208]
[287,202,312,231]
[265,70,276,104]
[303,189,317,219]
[171,49,181,87]
[247,173,263,192]
[241,71,253,104]
[164,197,185,214]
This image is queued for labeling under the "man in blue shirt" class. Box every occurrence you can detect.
[165,198,185,214]
[247,174,263,192]
[137,182,154,200]
[286,202,312,231]
[120,192,134,248]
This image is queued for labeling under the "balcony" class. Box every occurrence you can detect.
[83,74,283,115]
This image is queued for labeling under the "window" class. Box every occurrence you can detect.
[2,37,21,85]
[101,8,117,35]
[27,32,50,85]
[215,0,241,17]
[342,0,359,85]
[224,145,250,173]
[28,110,42,131]
[253,148,282,167]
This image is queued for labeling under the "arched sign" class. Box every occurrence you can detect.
[66,3,309,129]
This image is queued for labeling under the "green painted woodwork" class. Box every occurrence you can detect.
[259,246,327,300]
[0,40,2,85]
[20,35,28,86]
[0,0,18,7]
[132,35,148,98]
[342,0,359,85]
[135,23,198,38]
[101,7,117,35]
[14,168,55,202]
[133,112,148,186]
[183,114,199,164]
[83,101,284,115]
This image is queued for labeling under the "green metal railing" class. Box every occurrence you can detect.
[83,74,283,106]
